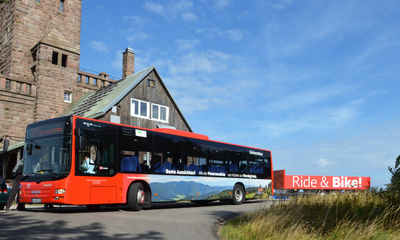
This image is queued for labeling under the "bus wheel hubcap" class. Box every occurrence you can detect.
[137,189,145,205]
[235,189,242,201]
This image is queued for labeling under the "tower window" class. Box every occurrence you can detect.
[16,82,21,93]
[26,84,31,95]
[78,74,82,82]
[5,80,11,90]
[59,0,65,11]
[61,54,68,67]
[64,91,72,103]
[52,51,59,65]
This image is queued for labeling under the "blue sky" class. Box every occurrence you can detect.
[80,0,400,188]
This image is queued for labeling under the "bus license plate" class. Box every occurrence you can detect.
[32,198,41,203]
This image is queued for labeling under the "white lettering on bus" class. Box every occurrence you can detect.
[249,150,263,156]
[165,169,177,174]
[176,170,196,175]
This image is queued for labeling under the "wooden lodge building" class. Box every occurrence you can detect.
[0,0,191,179]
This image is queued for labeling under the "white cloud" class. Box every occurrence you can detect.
[214,0,229,9]
[127,32,152,42]
[269,0,292,9]
[315,158,336,169]
[143,0,193,19]
[182,12,198,21]
[168,50,234,75]
[123,16,147,26]
[89,41,109,53]
[226,29,243,41]
[265,84,358,112]
[196,28,245,41]
[175,39,200,51]
[143,2,164,15]
[253,101,362,137]
[111,50,123,71]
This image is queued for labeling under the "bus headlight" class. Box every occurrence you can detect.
[55,189,65,194]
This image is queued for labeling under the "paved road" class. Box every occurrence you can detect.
[0,200,273,240]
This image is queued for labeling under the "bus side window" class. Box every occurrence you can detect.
[239,160,247,173]
[152,152,163,173]
[181,139,204,174]
[139,151,151,172]
[248,154,265,176]
[119,127,152,173]
[152,133,181,174]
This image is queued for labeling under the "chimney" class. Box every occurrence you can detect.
[122,47,135,78]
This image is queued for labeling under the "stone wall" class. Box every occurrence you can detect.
[0,75,36,141]
[8,0,81,82]
[0,0,83,140]
[0,1,15,76]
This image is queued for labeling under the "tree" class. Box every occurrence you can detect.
[388,155,400,192]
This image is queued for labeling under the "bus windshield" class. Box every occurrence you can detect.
[23,117,72,179]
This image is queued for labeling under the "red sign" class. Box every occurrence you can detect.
[284,175,370,190]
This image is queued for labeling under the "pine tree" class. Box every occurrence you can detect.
[388,155,400,192]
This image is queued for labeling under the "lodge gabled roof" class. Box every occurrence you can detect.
[68,66,192,132]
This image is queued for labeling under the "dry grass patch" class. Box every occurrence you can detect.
[221,192,400,240]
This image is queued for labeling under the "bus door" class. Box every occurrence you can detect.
[74,122,119,205]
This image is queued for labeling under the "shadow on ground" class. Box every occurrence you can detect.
[0,211,164,240]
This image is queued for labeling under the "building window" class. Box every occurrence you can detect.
[151,103,169,122]
[131,98,150,119]
[85,76,89,84]
[5,80,11,90]
[147,79,155,87]
[26,84,31,95]
[64,91,72,103]
[93,78,97,86]
[59,0,65,11]
[61,54,68,67]
[16,82,21,93]
[52,51,59,65]
[78,74,82,82]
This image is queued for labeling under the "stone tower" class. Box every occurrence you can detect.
[0,0,81,138]
[0,0,118,178]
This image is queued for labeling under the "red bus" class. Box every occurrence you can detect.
[18,116,273,210]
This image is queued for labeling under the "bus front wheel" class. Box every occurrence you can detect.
[232,184,245,205]
[127,182,145,211]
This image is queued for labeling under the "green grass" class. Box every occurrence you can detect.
[220,192,400,240]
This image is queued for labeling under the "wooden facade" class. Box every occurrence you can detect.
[99,69,191,132]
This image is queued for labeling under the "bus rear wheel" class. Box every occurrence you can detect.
[232,184,245,205]
[127,182,145,211]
